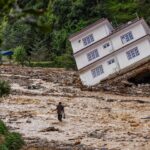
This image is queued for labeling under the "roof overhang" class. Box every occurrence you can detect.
[69,18,113,42]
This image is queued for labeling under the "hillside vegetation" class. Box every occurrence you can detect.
[0,119,24,150]
[0,0,150,68]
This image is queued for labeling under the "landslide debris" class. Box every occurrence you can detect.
[0,65,150,150]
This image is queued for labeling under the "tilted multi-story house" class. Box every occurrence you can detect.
[69,18,150,86]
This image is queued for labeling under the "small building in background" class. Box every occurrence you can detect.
[0,50,13,64]
[69,18,150,86]
[0,50,13,56]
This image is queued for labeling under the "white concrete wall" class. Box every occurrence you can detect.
[80,57,118,86]
[111,24,147,50]
[80,62,106,86]
[117,39,150,69]
[75,23,147,70]
[71,24,111,53]
[75,40,113,69]
[79,38,150,86]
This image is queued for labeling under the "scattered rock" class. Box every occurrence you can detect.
[8,118,17,122]
[39,127,59,132]
[27,83,44,90]
[26,119,31,123]
[141,116,150,120]
[88,129,108,139]
[74,140,81,145]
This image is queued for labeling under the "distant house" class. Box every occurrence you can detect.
[0,50,13,56]
[0,50,13,64]
[69,18,150,86]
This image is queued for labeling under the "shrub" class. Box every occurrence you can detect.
[28,61,54,68]
[0,120,8,135]
[5,132,25,150]
[53,54,76,69]
[0,80,10,97]
[0,120,25,150]
[0,144,9,150]
[13,46,27,66]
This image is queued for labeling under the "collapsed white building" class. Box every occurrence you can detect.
[69,18,150,86]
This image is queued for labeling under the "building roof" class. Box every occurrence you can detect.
[69,18,108,41]
[112,18,140,34]
[0,50,13,56]
[74,18,143,56]
[78,34,150,73]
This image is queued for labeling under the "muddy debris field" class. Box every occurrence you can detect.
[0,66,150,150]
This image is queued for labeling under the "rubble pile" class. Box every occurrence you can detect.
[101,58,150,96]
[83,59,150,97]
[0,66,81,87]
[22,138,102,150]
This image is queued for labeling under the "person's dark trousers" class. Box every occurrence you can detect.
[58,114,62,122]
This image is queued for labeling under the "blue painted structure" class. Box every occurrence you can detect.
[0,50,13,56]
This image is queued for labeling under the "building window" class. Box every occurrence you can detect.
[126,47,140,60]
[103,42,110,49]
[87,49,99,61]
[121,31,134,44]
[91,65,104,78]
[108,58,115,65]
[82,34,94,46]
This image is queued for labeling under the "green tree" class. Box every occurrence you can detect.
[0,53,2,64]
[1,21,31,50]
[0,18,7,46]
[0,80,10,97]
[0,120,24,150]
[104,0,138,25]
[5,132,25,150]
[0,0,150,69]
[137,0,150,24]
[0,144,8,150]
[0,119,8,135]
[13,46,27,66]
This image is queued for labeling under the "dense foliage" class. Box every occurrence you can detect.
[5,132,24,150]
[0,80,10,97]
[0,120,24,150]
[0,0,149,68]
[13,46,27,66]
[0,120,8,135]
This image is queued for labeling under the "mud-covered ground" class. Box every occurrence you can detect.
[0,66,150,150]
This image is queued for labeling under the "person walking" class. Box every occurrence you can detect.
[55,102,65,122]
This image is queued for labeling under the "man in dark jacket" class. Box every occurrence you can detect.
[56,102,65,122]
